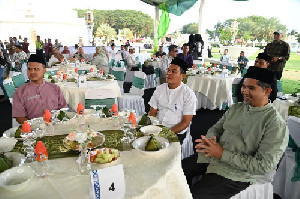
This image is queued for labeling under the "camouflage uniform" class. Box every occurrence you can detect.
[264,40,290,79]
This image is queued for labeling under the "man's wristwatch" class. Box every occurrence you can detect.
[278,57,282,60]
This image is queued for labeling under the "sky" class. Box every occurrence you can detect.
[69,0,300,33]
[0,0,299,33]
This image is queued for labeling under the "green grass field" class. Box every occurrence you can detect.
[211,47,300,94]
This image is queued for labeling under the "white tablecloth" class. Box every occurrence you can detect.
[57,80,121,111]
[186,75,235,110]
[47,64,97,76]
[0,116,192,199]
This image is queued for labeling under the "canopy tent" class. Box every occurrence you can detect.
[140,0,199,52]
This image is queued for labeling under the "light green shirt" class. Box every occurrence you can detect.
[197,102,288,183]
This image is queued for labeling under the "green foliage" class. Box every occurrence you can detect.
[218,27,234,45]
[281,79,300,94]
[285,52,300,71]
[208,15,287,45]
[75,9,154,38]
[95,23,117,41]
[181,23,198,34]
[119,28,134,40]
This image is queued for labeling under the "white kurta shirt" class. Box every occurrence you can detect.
[126,53,138,70]
[149,82,197,134]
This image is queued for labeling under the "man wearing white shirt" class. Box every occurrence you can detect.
[220,49,231,65]
[108,43,118,60]
[149,57,197,144]
[123,45,129,60]
[160,45,178,83]
[126,47,139,71]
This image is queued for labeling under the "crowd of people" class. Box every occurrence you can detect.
[0,30,291,199]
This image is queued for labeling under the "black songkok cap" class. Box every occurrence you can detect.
[28,54,46,66]
[256,53,271,63]
[170,57,188,73]
[244,67,274,85]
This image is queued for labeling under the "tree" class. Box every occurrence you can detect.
[206,29,215,39]
[119,28,134,40]
[181,23,198,34]
[95,24,117,42]
[75,9,154,38]
[218,27,234,45]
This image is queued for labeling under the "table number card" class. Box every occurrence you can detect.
[90,164,125,199]
[78,75,87,87]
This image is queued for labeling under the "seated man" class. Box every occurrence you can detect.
[73,46,87,62]
[12,54,67,124]
[48,47,64,67]
[159,45,177,84]
[236,53,277,102]
[177,43,193,68]
[149,57,197,144]
[61,46,71,56]
[182,67,288,199]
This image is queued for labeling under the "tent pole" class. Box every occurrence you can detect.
[153,5,159,52]
[198,0,208,59]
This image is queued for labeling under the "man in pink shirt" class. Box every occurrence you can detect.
[13,54,67,124]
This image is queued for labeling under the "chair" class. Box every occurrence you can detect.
[11,72,26,88]
[3,79,16,99]
[154,68,160,85]
[277,80,283,97]
[181,124,194,160]
[273,116,300,199]
[232,77,242,104]
[118,71,146,116]
[85,88,117,110]
[111,67,125,93]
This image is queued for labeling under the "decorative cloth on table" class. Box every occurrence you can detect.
[277,80,283,97]
[85,88,117,109]
[78,70,89,75]
[3,79,16,98]
[11,72,26,88]
[219,64,233,71]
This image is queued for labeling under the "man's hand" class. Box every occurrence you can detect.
[272,57,279,62]
[195,135,224,159]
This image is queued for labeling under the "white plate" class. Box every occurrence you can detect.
[140,125,162,136]
[0,165,34,191]
[132,136,169,154]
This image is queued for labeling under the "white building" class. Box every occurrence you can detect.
[0,0,89,52]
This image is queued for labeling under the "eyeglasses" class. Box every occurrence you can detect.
[174,50,178,52]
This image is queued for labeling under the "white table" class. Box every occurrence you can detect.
[47,64,97,76]
[186,75,236,110]
[57,80,121,111]
[1,116,192,199]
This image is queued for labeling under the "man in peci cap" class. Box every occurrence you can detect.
[149,57,197,144]
[12,54,67,124]
[182,67,288,199]
[264,30,290,80]
[236,53,278,102]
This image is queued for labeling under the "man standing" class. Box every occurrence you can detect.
[155,46,166,58]
[35,35,43,57]
[182,67,288,199]
[177,43,193,67]
[237,51,248,74]
[45,38,53,62]
[12,45,27,72]
[53,39,62,49]
[149,57,197,144]
[264,30,290,80]
[12,54,67,124]
[220,49,231,65]
[21,38,30,58]
[126,47,139,71]
[159,45,178,83]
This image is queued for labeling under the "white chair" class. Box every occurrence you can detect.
[273,116,300,199]
[118,71,146,116]
[181,124,194,160]
[11,72,26,88]
[111,67,126,93]
[230,170,276,199]
[85,88,117,110]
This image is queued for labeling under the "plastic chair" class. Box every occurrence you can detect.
[3,79,16,98]
[111,67,126,93]
[277,80,283,97]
